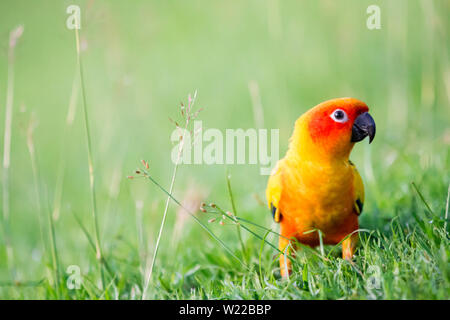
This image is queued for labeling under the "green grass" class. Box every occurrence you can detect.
[0,0,449,299]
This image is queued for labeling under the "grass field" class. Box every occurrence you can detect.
[0,0,449,299]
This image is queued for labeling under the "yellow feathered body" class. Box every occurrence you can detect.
[266,98,374,276]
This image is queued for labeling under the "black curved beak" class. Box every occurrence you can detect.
[351,112,376,144]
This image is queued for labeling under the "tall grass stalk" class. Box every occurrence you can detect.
[142,93,196,300]
[44,186,61,298]
[52,70,79,220]
[1,25,23,280]
[74,27,106,290]
[135,200,146,276]
[226,171,246,261]
[411,182,435,216]
[26,116,46,256]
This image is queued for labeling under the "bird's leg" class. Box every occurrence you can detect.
[342,233,358,260]
[279,235,293,278]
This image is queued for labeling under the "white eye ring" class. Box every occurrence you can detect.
[330,109,348,123]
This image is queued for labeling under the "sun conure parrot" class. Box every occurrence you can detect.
[266,98,376,277]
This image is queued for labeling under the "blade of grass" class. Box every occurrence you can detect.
[226,170,246,260]
[74,26,105,290]
[1,25,23,281]
[52,68,79,220]
[26,114,59,295]
[44,185,60,298]
[26,114,46,246]
[135,200,146,277]
[411,182,435,216]
[258,230,270,286]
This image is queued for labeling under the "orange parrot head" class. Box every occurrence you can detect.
[293,98,376,161]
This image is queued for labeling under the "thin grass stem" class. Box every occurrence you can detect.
[226,170,246,260]
[1,25,23,281]
[74,27,106,291]
[26,116,57,293]
[141,114,189,300]
[411,182,435,216]
[258,230,270,286]
[52,69,79,220]
[45,187,60,298]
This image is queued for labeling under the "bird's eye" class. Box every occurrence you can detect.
[330,109,348,123]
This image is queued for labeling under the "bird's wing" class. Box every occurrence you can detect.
[350,160,365,215]
[266,161,283,223]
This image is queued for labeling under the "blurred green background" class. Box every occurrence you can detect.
[0,0,448,298]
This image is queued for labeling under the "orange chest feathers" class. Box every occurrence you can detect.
[278,159,358,245]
